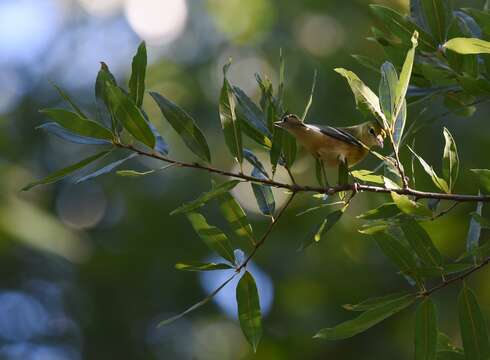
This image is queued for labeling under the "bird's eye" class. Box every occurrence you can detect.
[369,127,375,135]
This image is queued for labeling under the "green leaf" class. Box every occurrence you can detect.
[175,262,233,271]
[302,69,317,122]
[220,63,243,164]
[458,283,490,360]
[95,62,118,131]
[128,41,147,108]
[444,37,490,54]
[471,169,490,194]
[379,62,398,124]
[421,0,452,43]
[39,108,113,141]
[437,332,462,352]
[186,212,235,264]
[282,131,297,168]
[401,218,443,267]
[116,169,155,177]
[391,192,432,218]
[51,83,87,119]
[171,180,240,215]
[314,294,415,340]
[351,170,384,184]
[150,91,211,162]
[334,68,388,129]
[372,232,420,280]
[37,123,111,145]
[442,128,459,192]
[338,160,349,185]
[236,271,263,353]
[105,84,155,148]
[352,54,383,73]
[251,167,275,216]
[158,273,237,326]
[394,31,418,126]
[243,149,268,178]
[299,208,346,251]
[408,146,449,193]
[218,192,253,240]
[393,99,407,149]
[75,153,137,184]
[357,203,400,220]
[22,150,110,191]
[343,292,410,311]
[233,87,271,137]
[415,298,438,360]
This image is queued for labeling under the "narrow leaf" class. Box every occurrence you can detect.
[51,83,87,118]
[343,292,410,311]
[421,0,452,43]
[243,149,268,178]
[458,284,490,360]
[95,62,118,130]
[220,64,243,164]
[171,180,240,215]
[251,167,275,216]
[236,271,263,353]
[334,68,387,129]
[442,128,459,192]
[357,203,400,220]
[393,99,407,149]
[471,169,490,194]
[105,84,155,148]
[467,200,484,258]
[302,69,317,121]
[233,86,270,137]
[314,294,415,340]
[218,192,253,240]
[75,153,137,184]
[391,192,432,218]
[379,62,398,123]
[150,91,211,163]
[186,212,235,264]
[415,298,438,360]
[39,108,113,141]
[408,146,449,193]
[129,41,147,107]
[37,123,111,145]
[22,151,110,191]
[444,37,490,54]
[175,262,233,271]
[394,31,418,123]
[401,218,443,267]
[351,170,385,184]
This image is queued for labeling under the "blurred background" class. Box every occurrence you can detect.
[0,0,489,358]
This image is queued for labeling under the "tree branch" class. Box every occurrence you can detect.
[115,142,490,203]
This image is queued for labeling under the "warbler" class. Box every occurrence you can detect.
[274,114,386,167]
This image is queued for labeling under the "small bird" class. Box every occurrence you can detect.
[274,114,386,167]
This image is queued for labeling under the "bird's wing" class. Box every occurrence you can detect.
[307,124,363,148]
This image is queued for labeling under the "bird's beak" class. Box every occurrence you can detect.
[274,121,284,128]
[376,135,384,148]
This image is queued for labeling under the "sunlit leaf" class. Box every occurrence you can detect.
[408,146,449,193]
[75,153,137,184]
[415,298,438,360]
[470,169,490,194]
[391,192,432,218]
[351,170,384,184]
[186,212,235,263]
[458,283,490,360]
[357,203,400,220]
[22,151,111,191]
[150,91,211,162]
[218,192,253,240]
[39,108,113,141]
[175,262,233,271]
[51,83,87,119]
[401,218,443,267]
[106,84,155,148]
[220,63,243,164]
[251,167,275,216]
[314,294,415,340]
[444,37,490,54]
[343,292,410,311]
[128,41,147,108]
[442,128,459,192]
[334,68,387,129]
[37,123,111,145]
[171,180,241,215]
[236,271,263,353]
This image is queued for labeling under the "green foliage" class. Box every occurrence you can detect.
[128,41,147,108]
[415,298,438,360]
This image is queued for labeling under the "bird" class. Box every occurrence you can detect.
[274,114,386,167]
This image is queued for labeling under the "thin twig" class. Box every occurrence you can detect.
[115,142,490,203]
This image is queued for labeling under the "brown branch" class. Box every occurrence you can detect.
[115,142,490,203]
[420,257,490,297]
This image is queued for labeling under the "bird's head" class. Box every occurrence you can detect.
[363,121,386,148]
[274,114,305,131]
